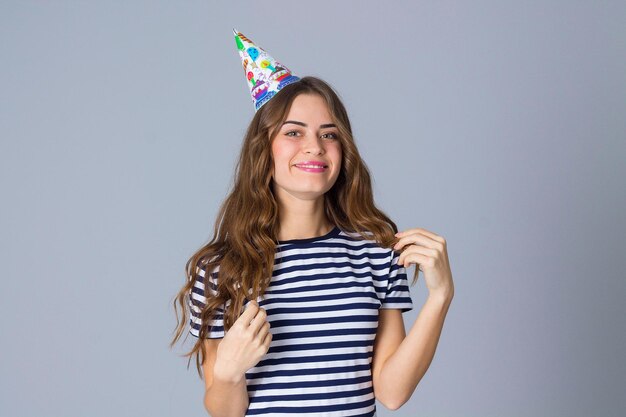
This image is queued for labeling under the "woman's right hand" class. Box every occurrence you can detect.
[213,300,272,382]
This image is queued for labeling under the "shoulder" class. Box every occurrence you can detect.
[192,258,239,307]
[191,258,222,298]
[193,257,221,283]
[337,228,394,256]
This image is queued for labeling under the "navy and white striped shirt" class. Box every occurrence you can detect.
[189,225,413,416]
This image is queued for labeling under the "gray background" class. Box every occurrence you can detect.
[1,1,624,416]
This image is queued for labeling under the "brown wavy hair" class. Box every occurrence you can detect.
[170,75,419,376]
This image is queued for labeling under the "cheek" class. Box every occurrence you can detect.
[330,144,342,164]
[272,151,290,171]
[271,142,295,174]
[272,138,296,159]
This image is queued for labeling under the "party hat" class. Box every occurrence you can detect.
[233,28,300,111]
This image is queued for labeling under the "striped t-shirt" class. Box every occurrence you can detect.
[189,225,413,417]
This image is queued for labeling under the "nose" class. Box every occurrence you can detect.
[302,133,324,155]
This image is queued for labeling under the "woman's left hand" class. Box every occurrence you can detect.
[393,227,454,300]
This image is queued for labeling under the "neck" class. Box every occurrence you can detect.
[276,195,333,241]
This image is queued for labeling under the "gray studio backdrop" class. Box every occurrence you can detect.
[1,1,624,417]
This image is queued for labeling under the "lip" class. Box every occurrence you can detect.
[293,160,328,168]
[294,165,327,173]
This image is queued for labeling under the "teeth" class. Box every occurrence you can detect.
[297,164,326,169]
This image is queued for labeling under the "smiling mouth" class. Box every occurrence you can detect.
[293,163,329,168]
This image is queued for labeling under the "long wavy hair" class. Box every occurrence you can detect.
[171,76,419,376]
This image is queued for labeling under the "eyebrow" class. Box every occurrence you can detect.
[282,120,336,129]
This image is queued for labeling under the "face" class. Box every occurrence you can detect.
[271,93,343,204]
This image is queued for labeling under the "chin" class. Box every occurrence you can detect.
[287,189,329,200]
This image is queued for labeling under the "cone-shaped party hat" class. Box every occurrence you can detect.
[233,28,300,112]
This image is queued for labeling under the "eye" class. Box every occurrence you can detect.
[285,130,300,137]
[321,132,339,140]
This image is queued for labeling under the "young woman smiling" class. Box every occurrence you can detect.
[172,31,454,417]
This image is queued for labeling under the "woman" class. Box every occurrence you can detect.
[171,31,454,417]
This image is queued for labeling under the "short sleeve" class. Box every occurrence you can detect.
[188,262,226,339]
[380,249,414,312]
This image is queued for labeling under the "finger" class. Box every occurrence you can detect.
[400,252,430,268]
[262,329,272,350]
[257,321,271,339]
[397,228,444,243]
[249,307,268,335]
[239,299,259,325]
[394,233,433,250]
[398,245,433,263]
